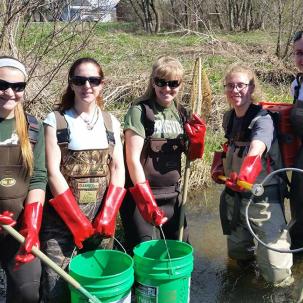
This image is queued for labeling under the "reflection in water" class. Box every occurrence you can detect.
[187,186,300,303]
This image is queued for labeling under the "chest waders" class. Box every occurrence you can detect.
[0,114,39,221]
[220,104,285,235]
[125,100,188,199]
[289,74,303,248]
[49,111,115,221]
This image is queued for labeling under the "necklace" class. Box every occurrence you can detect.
[74,106,99,130]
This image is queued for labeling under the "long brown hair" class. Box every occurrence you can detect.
[135,56,184,104]
[0,56,33,175]
[56,57,105,112]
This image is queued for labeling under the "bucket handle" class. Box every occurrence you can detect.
[0,224,102,303]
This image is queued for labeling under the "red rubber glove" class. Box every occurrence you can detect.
[184,114,206,161]
[93,184,126,237]
[129,180,168,226]
[49,188,94,249]
[0,211,16,232]
[15,202,43,264]
[211,151,225,184]
[226,155,262,192]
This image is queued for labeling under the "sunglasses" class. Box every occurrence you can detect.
[0,79,26,92]
[70,76,103,87]
[154,77,181,89]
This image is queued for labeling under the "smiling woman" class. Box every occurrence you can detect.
[0,56,47,303]
[41,57,126,303]
[211,63,293,286]
[120,56,206,254]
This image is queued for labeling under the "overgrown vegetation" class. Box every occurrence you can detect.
[1,21,298,189]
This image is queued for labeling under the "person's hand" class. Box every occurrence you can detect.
[184,114,206,161]
[226,155,262,192]
[49,188,95,249]
[0,211,16,232]
[211,151,225,184]
[130,180,168,226]
[93,184,126,237]
[15,203,43,264]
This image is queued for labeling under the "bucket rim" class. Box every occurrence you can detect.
[69,249,134,280]
[133,239,193,261]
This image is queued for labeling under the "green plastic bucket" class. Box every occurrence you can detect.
[133,240,194,303]
[69,249,134,303]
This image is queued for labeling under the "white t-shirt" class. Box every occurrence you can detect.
[290,78,303,101]
[44,108,122,150]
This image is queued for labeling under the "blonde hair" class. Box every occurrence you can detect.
[136,56,184,103]
[0,56,33,175]
[224,63,262,104]
[15,103,34,176]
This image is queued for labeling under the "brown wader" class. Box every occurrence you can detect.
[120,100,189,254]
[0,115,41,303]
[40,111,115,303]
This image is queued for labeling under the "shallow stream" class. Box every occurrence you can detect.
[1,186,303,302]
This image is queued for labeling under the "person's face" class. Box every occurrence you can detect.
[0,67,25,118]
[294,38,303,72]
[153,76,181,107]
[71,62,103,106]
[224,72,254,110]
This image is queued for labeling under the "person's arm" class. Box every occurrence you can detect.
[16,122,46,264]
[109,128,125,187]
[45,124,69,195]
[44,123,94,249]
[125,129,146,184]
[125,129,167,226]
[93,121,126,237]
[247,139,266,157]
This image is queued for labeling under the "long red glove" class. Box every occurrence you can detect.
[226,155,262,192]
[0,211,16,232]
[184,114,206,161]
[15,202,43,264]
[129,180,168,226]
[49,188,94,249]
[211,151,225,184]
[93,184,126,237]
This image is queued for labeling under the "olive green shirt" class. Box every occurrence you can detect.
[0,117,47,191]
[124,100,184,139]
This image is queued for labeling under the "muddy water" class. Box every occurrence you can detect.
[1,186,303,303]
[187,185,303,303]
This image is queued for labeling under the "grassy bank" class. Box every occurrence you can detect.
[18,22,297,189]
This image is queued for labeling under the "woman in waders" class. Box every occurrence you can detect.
[289,31,303,249]
[120,56,206,253]
[210,63,293,286]
[41,57,125,303]
[0,56,47,302]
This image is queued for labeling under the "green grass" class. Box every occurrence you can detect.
[15,22,296,188]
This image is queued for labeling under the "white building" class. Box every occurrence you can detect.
[62,0,120,22]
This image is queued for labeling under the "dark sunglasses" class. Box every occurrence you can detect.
[0,79,26,92]
[154,77,181,88]
[69,76,102,87]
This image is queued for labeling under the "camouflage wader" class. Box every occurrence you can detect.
[41,149,113,303]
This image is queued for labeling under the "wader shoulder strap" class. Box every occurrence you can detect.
[101,111,115,157]
[140,100,155,138]
[140,100,189,138]
[54,111,69,160]
[294,73,303,104]
[26,113,39,146]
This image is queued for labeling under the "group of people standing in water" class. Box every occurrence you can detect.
[0,31,303,303]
